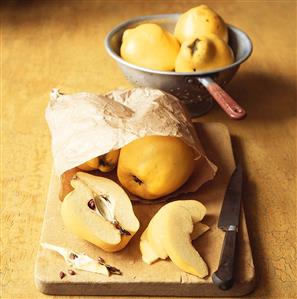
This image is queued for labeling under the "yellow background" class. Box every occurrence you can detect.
[1,0,296,298]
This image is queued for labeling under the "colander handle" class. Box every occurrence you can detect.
[198,77,246,120]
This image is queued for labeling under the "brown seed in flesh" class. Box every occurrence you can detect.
[97,256,105,264]
[87,199,95,210]
[68,269,76,275]
[69,252,78,260]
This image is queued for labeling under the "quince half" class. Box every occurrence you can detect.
[61,172,139,252]
[175,5,228,43]
[117,136,195,200]
[120,23,180,71]
[140,200,209,278]
[78,149,120,172]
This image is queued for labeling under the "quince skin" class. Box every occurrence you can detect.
[120,23,180,71]
[175,34,234,72]
[175,5,228,43]
[117,136,195,200]
[78,149,120,172]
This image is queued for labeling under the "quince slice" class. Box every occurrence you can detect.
[141,222,209,265]
[190,222,210,240]
[140,229,160,264]
[162,207,208,278]
[144,200,206,259]
[61,172,139,252]
[140,200,208,277]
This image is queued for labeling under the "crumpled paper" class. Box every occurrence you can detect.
[46,87,217,201]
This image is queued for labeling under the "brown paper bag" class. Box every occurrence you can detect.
[45,87,217,203]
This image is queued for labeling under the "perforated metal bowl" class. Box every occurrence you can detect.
[105,14,252,118]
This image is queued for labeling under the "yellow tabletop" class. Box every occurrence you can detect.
[1,1,296,298]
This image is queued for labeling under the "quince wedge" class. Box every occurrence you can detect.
[144,200,206,259]
[175,5,228,43]
[61,172,139,252]
[140,222,209,265]
[140,200,209,278]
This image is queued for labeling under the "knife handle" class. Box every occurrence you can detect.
[212,229,237,290]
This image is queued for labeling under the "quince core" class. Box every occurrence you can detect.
[117,136,195,200]
[61,172,139,252]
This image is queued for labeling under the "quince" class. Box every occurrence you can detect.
[120,23,180,71]
[140,200,208,278]
[175,34,234,72]
[77,157,99,171]
[175,5,228,43]
[140,222,209,265]
[61,172,139,252]
[117,136,195,200]
[59,167,80,201]
[78,149,120,172]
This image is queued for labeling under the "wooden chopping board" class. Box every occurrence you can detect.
[34,123,255,297]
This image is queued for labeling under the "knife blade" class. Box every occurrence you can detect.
[212,164,243,290]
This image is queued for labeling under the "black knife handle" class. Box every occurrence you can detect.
[212,229,237,290]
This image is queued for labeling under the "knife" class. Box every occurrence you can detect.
[212,164,243,290]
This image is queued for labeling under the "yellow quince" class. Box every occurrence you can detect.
[175,5,228,43]
[120,23,180,71]
[175,34,234,72]
[117,136,195,200]
[78,149,120,173]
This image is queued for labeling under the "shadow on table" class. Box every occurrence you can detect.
[228,71,295,297]
[226,71,296,122]
[232,135,271,297]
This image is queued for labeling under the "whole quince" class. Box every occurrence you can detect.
[175,5,228,43]
[117,136,195,200]
[78,149,120,172]
[120,23,180,71]
[175,34,234,72]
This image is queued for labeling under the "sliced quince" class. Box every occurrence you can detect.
[61,172,139,252]
[140,222,209,265]
[162,207,208,277]
[140,200,209,278]
[190,222,210,240]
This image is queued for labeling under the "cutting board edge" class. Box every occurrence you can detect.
[35,271,256,297]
